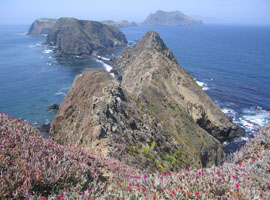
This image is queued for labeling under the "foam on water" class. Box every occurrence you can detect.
[12,32,27,36]
[97,55,110,61]
[95,59,112,72]
[55,87,69,96]
[196,80,209,91]
[43,49,53,54]
[221,106,270,133]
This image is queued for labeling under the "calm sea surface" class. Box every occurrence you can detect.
[0,25,269,144]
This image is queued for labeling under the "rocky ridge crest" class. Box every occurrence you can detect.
[51,31,243,171]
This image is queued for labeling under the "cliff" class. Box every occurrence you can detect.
[102,20,138,28]
[28,18,57,35]
[142,10,203,26]
[46,18,127,58]
[50,31,243,172]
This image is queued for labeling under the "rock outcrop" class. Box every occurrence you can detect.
[46,18,127,58]
[28,18,57,35]
[142,10,202,26]
[102,20,138,28]
[51,31,243,172]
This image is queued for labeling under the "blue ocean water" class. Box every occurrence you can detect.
[0,25,269,140]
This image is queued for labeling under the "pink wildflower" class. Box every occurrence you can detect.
[180,186,183,190]
[236,184,240,189]
[172,190,176,195]
[144,174,148,179]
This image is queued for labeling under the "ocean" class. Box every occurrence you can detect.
[0,24,269,146]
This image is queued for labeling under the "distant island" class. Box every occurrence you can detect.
[28,18,57,35]
[102,20,138,28]
[45,18,127,58]
[142,10,203,26]
[27,10,202,37]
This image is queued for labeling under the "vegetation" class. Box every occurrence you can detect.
[1,112,269,199]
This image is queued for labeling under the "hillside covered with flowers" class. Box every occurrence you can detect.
[1,112,269,199]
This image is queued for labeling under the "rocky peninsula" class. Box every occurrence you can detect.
[46,18,127,58]
[142,10,203,26]
[28,18,57,35]
[50,31,243,172]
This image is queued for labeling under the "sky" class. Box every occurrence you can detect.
[0,0,269,25]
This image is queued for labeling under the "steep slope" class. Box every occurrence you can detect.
[46,18,127,58]
[51,69,206,172]
[49,32,242,171]
[142,10,202,26]
[113,31,243,144]
[28,18,57,35]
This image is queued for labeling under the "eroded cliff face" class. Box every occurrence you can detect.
[50,69,203,172]
[51,31,243,171]
[113,31,243,143]
[28,18,57,35]
[46,18,127,58]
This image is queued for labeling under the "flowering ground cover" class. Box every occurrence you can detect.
[1,112,269,199]
[0,113,138,199]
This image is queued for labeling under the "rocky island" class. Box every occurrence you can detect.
[142,10,203,26]
[46,18,127,58]
[28,18,57,35]
[102,20,138,28]
[50,31,243,172]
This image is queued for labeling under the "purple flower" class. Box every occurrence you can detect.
[144,174,148,179]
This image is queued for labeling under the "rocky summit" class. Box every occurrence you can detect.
[50,31,243,172]
[142,10,202,26]
[28,18,57,35]
[46,18,127,58]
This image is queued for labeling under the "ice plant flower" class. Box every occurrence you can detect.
[144,174,148,179]
[142,188,146,192]
[195,192,200,196]
[172,190,176,195]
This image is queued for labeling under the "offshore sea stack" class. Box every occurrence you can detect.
[142,10,202,26]
[46,18,127,58]
[28,18,57,35]
[50,31,243,172]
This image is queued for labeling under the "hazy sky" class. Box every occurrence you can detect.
[0,0,269,25]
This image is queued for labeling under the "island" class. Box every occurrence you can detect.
[28,18,57,35]
[102,20,138,28]
[141,10,203,26]
[46,17,127,58]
